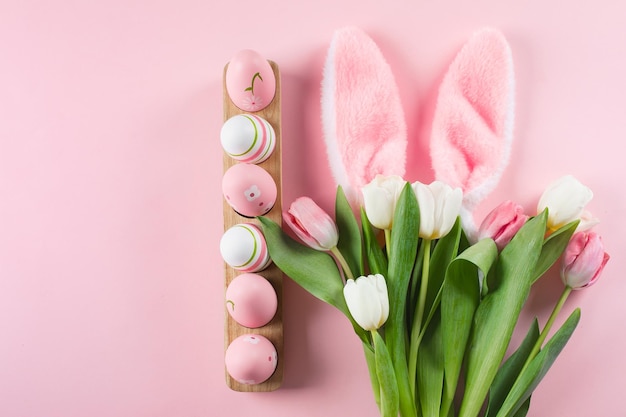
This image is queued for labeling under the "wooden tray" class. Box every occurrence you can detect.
[222,60,283,392]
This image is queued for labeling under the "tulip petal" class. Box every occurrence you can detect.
[537,175,593,230]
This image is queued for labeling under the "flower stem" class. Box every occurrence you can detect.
[408,238,432,394]
[330,246,355,281]
[384,229,392,259]
[520,285,573,376]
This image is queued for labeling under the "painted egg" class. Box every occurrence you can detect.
[225,334,278,385]
[226,273,277,328]
[222,163,277,218]
[221,114,276,164]
[226,49,276,112]
[220,223,272,273]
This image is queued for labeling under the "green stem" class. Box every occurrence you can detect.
[384,229,392,259]
[520,285,573,376]
[363,342,381,412]
[330,246,355,281]
[408,238,432,394]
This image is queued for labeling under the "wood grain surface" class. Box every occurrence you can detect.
[222,61,283,392]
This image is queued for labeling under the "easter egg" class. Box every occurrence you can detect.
[225,273,277,328]
[226,49,276,112]
[225,334,278,385]
[221,114,276,164]
[220,223,272,273]
[222,163,277,218]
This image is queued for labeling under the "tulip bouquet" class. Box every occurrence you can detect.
[258,174,609,417]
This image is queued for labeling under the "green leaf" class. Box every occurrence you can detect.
[258,216,346,310]
[511,397,531,417]
[408,240,425,321]
[335,186,364,277]
[495,309,581,417]
[361,208,388,276]
[459,212,547,417]
[441,237,499,417]
[363,342,382,411]
[373,331,400,417]
[408,218,463,404]
[531,220,578,283]
[422,218,463,331]
[258,216,370,344]
[386,183,419,417]
[486,319,540,417]
[417,312,444,417]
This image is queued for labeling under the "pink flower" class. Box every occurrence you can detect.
[477,200,528,251]
[561,231,610,289]
[284,197,339,251]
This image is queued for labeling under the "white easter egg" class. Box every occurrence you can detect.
[220,223,271,272]
[220,114,276,164]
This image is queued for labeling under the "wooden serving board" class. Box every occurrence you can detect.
[222,61,283,392]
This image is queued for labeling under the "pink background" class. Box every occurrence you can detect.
[1,1,625,416]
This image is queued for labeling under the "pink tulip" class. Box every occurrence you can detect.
[284,197,339,251]
[561,231,610,289]
[477,200,528,251]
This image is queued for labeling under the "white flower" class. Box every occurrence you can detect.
[537,175,594,230]
[242,95,264,111]
[343,274,389,331]
[244,185,261,202]
[244,335,260,345]
[412,180,463,239]
[361,175,407,230]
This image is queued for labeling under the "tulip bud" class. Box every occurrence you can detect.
[561,231,609,289]
[477,200,528,251]
[576,210,600,232]
[284,197,338,251]
[361,175,407,230]
[537,175,594,231]
[412,180,463,239]
[343,274,389,331]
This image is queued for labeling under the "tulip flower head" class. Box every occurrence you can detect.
[477,200,528,251]
[343,274,389,331]
[412,180,463,240]
[284,197,339,251]
[561,231,610,290]
[537,175,594,231]
[361,174,407,230]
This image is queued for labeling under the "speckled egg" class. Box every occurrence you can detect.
[222,163,277,218]
[220,223,271,273]
[226,49,276,112]
[225,334,278,385]
[226,273,277,328]
[221,114,276,164]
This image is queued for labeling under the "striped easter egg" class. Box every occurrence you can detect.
[220,114,276,164]
[220,223,272,273]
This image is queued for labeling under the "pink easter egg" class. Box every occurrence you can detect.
[226,49,276,112]
[225,334,278,385]
[226,273,277,328]
[222,163,277,218]
[220,114,276,164]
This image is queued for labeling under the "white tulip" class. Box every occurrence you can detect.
[361,175,407,230]
[537,175,594,230]
[343,274,389,331]
[412,181,463,239]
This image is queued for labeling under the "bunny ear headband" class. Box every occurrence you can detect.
[321,27,515,239]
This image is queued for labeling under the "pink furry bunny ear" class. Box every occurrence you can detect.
[430,27,515,238]
[322,27,407,206]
